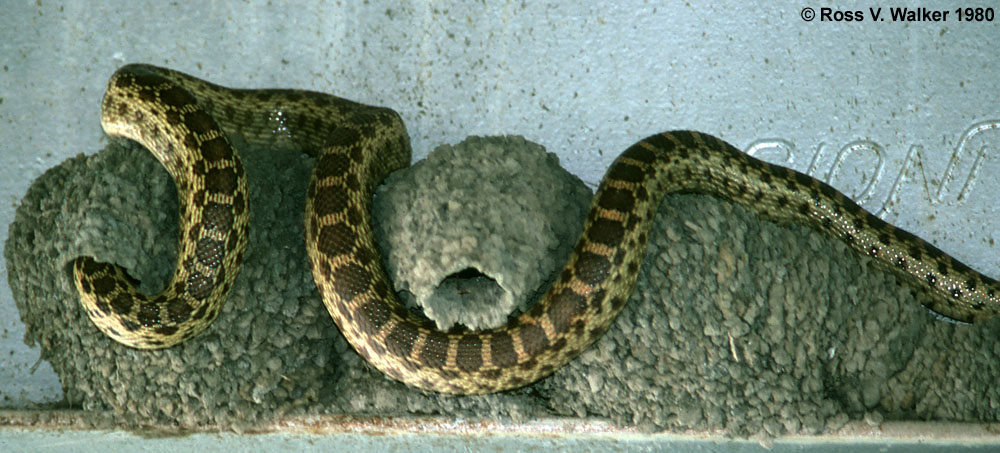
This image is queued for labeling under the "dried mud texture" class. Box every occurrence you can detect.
[7,140,343,428]
[4,139,547,429]
[6,134,1000,438]
[372,136,591,330]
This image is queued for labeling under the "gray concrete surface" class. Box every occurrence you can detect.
[3,428,997,453]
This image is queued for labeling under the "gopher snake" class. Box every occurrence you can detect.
[72,64,1000,394]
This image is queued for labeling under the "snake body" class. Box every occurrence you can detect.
[73,64,1000,394]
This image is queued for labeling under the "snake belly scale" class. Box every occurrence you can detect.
[72,64,1000,394]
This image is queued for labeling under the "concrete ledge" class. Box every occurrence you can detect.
[2,411,999,452]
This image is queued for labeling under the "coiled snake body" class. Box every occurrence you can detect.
[73,64,1000,394]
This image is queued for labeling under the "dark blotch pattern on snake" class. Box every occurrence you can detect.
[72,64,1000,394]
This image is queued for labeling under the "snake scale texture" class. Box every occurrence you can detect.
[72,64,1000,394]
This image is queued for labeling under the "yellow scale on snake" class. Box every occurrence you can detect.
[72,64,1000,394]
